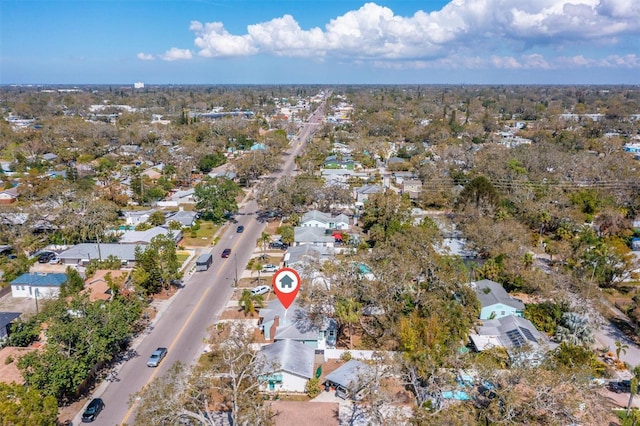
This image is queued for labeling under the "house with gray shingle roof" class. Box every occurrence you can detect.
[259,339,316,393]
[469,315,556,365]
[300,210,349,230]
[58,243,145,267]
[471,279,524,320]
[324,360,375,400]
[259,299,337,349]
[118,226,181,245]
[353,184,384,205]
[165,210,198,228]
[293,227,334,247]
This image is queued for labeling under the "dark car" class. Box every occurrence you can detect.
[236,225,244,233]
[147,347,168,367]
[221,248,232,258]
[269,241,287,250]
[37,252,56,263]
[82,398,104,422]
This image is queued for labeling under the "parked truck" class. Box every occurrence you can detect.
[195,253,213,271]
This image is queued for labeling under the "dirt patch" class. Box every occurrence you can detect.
[220,306,260,320]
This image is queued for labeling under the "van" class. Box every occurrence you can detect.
[196,253,213,271]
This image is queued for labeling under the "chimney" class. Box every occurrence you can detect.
[269,316,279,341]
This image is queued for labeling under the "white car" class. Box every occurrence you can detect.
[251,285,271,296]
[49,256,61,264]
[261,264,279,273]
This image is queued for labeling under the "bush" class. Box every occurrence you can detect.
[306,377,323,398]
[340,351,352,362]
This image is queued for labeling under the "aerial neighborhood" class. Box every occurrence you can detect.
[2,84,640,424]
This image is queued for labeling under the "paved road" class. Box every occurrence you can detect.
[74,92,328,426]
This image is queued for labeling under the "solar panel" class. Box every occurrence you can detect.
[520,327,538,343]
[505,329,526,347]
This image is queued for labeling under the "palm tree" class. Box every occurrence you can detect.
[238,289,264,316]
[257,232,270,261]
[616,340,629,361]
[335,298,362,349]
[627,366,640,417]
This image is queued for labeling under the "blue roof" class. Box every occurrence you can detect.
[11,272,67,287]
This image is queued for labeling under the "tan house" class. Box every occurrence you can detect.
[83,270,130,301]
[401,179,423,199]
[0,187,18,204]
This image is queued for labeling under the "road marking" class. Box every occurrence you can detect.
[120,285,211,425]
[120,218,257,424]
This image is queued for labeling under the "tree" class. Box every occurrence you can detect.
[59,265,84,297]
[148,210,166,226]
[455,175,499,215]
[335,297,362,349]
[132,234,181,294]
[277,224,294,246]
[627,366,640,417]
[553,312,594,346]
[198,152,227,173]
[0,382,58,426]
[360,189,412,243]
[194,177,242,223]
[257,232,270,261]
[238,289,264,316]
[616,340,629,361]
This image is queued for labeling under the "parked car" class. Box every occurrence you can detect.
[251,285,271,295]
[261,264,278,273]
[236,225,245,233]
[49,255,61,264]
[37,252,56,263]
[221,248,232,258]
[82,398,104,423]
[147,347,168,367]
[269,241,287,250]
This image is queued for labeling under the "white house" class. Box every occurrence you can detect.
[300,210,350,230]
[122,209,156,227]
[471,279,524,320]
[259,340,316,393]
[10,272,67,298]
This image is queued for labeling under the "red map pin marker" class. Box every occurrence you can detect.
[272,267,301,309]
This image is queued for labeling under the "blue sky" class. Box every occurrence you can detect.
[2,0,639,84]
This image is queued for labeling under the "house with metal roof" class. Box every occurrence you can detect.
[471,279,524,320]
[165,210,198,228]
[259,339,316,393]
[10,272,68,298]
[324,360,375,400]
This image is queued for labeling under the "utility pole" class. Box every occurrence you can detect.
[234,253,238,287]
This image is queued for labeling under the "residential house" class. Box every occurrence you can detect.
[259,339,316,393]
[401,179,423,199]
[42,153,58,162]
[122,209,156,227]
[169,188,195,204]
[353,185,385,206]
[165,210,198,228]
[300,210,350,231]
[283,245,333,269]
[259,299,337,349]
[57,243,145,267]
[141,164,163,182]
[0,312,21,343]
[118,226,182,245]
[0,187,18,204]
[469,315,556,365]
[293,227,335,247]
[324,360,375,400]
[10,272,68,298]
[83,270,130,302]
[471,279,524,320]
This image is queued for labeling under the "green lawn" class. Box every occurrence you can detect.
[180,221,221,247]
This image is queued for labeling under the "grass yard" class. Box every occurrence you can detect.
[180,221,222,247]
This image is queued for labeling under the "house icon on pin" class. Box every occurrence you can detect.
[279,275,294,289]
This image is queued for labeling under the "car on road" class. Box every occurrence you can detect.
[261,264,279,273]
[147,347,168,367]
[81,398,104,423]
[251,285,271,296]
[221,248,232,258]
[236,225,244,233]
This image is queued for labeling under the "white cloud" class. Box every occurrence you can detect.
[160,48,193,61]
[153,1,640,70]
[137,52,155,61]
